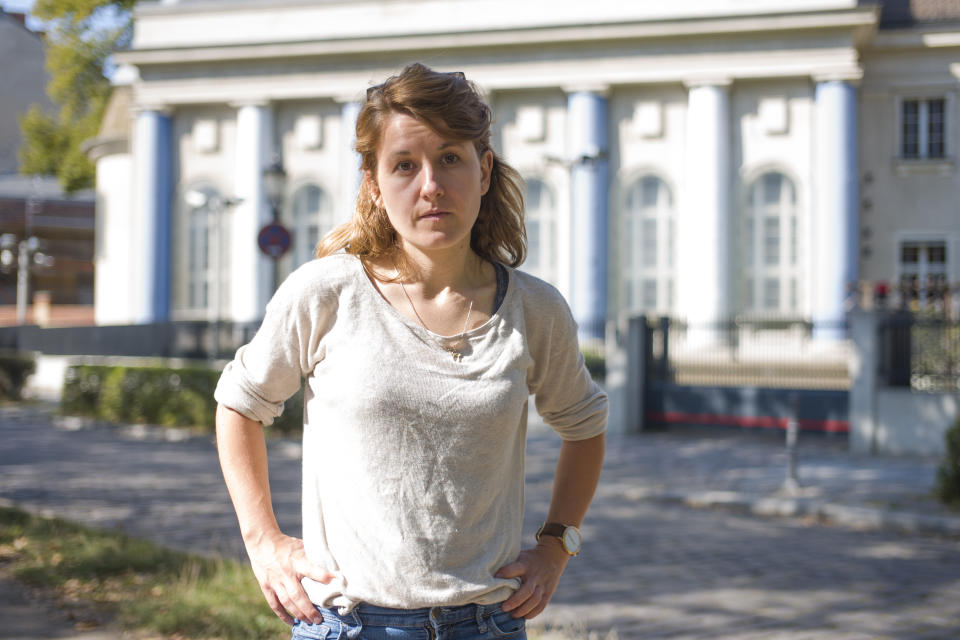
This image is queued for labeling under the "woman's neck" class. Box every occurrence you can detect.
[394,242,486,298]
[365,241,498,334]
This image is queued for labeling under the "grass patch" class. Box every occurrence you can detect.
[0,505,288,639]
[0,505,591,640]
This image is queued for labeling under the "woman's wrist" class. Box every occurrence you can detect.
[241,523,285,552]
[534,536,571,562]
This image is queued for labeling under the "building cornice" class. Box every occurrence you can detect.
[117,8,877,67]
[127,42,865,106]
[870,26,960,51]
[81,135,129,161]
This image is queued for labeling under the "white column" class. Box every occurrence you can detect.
[337,99,363,225]
[132,107,172,324]
[814,79,859,341]
[679,81,732,342]
[231,102,275,322]
[93,153,133,325]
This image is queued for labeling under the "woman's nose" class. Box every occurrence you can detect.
[420,165,444,200]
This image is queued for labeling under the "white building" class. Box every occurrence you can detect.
[89,0,960,339]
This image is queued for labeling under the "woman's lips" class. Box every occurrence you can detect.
[419,211,450,220]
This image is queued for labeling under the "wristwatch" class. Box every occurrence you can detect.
[535,522,582,556]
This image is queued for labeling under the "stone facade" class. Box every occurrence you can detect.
[89,0,960,337]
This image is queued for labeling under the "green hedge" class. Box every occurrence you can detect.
[0,353,36,401]
[61,364,304,435]
[937,414,960,509]
[582,348,606,384]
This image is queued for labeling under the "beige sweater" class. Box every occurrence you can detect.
[215,253,607,612]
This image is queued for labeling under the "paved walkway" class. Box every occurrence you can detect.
[1,403,959,638]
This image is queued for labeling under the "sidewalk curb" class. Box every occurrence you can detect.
[624,487,960,537]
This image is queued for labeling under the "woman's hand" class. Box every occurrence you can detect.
[495,539,570,619]
[247,531,335,626]
[497,434,604,619]
[216,406,334,626]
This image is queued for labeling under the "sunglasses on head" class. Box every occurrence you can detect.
[365,70,466,102]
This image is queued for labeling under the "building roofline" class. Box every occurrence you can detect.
[117,7,879,67]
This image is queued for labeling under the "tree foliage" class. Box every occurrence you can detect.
[18,0,136,193]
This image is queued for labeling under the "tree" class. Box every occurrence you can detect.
[18,0,136,193]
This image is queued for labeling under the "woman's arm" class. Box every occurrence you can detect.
[495,432,605,619]
[216,404,333,625]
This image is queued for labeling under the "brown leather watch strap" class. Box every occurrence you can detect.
[536,522,567,540]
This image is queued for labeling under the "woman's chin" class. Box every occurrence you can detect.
[399,234,472,257]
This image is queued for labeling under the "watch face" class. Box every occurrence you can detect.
[562,527,582,554]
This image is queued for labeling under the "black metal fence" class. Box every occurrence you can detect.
[879,312,960,392]
[0,321,260,360]
[643,315,851,390]
[855,278,960,320]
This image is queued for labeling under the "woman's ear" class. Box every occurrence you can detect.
[479,149,494,196]
[365,170,384,209]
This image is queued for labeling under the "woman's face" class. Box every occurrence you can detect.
[371,112,493,258]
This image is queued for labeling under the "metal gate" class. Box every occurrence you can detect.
[641,316,850,434]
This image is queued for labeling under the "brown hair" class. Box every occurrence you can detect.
[316,63,526,277]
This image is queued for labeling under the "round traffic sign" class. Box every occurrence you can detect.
[258,222,292,259]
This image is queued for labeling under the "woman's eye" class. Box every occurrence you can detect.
[395,161,413,172]
[441,153,460,165]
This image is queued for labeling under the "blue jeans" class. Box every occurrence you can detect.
[291,602,526,640]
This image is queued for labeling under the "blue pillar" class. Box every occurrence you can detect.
[814,80,858,340]
[567,90,609,343]
[134,109,172,323]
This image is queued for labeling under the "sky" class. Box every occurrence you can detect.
[3,0,130,33]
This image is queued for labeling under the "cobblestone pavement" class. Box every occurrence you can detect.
[1,403,959,639]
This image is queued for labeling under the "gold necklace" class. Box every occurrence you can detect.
[396,270,474,362]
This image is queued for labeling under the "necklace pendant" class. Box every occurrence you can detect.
[446,347,463,362]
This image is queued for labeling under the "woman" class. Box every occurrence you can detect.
[215,63,606,640]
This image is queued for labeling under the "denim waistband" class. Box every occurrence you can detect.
[337,602,505,628]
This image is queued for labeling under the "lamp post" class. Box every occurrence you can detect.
[263,156,287,223]
[1,234,54,325]
[261,156,289,292]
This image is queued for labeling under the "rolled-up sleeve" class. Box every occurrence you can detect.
[214,264,334,426]
[526,286,608,441]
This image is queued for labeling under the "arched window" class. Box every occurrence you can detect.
[522,179,557,285]
[285,184,334,275]
[623,176,675,314]
[184,185,227,316]
[742,172,800,314]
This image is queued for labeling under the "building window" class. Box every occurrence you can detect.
[899,240,948,307]
[187,205,209,310]
[289,184,333,268]
[183,185,229,318]
[742,173,800,314]
[522,179,557,285]
[901,98,946,159]
[623,176,674,314]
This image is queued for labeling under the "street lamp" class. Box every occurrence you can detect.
[261,156,289,292]
[1,233,54,325]
[262,155,287,222]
